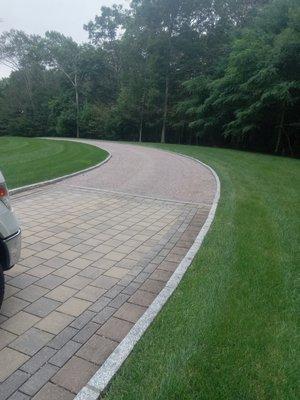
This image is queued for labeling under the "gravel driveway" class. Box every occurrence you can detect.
[0,141,216,400]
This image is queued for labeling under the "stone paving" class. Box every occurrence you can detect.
[0,142,216,399]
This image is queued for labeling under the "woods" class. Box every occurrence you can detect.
[0,0,299,156]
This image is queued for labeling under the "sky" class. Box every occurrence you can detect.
[0,0,129,78]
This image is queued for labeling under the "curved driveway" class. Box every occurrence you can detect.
[0,141,216,400]
[61,141,216,204]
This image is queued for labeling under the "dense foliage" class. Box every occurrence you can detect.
[0,0,299,155]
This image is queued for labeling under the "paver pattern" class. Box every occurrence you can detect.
[0,141,216,399]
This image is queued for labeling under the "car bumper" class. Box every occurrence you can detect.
[3,229,21,270]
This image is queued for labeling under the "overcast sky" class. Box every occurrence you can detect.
[0,0,129,78]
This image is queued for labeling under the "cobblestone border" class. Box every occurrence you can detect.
[10,144,111,196]
[74,151,221,400]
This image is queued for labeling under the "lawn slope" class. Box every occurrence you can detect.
[0,137,107,189]
[104,144,299,400]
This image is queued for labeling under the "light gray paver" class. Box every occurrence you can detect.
[1,141,216,399]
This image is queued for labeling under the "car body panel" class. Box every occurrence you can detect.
[0,171,21,269]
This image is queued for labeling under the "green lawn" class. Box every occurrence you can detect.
[104,144,299,400]
[0,137,108,189]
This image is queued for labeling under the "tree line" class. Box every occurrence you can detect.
[0,0,299,156]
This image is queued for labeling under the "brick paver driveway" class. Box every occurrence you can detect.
[0,141,216,399]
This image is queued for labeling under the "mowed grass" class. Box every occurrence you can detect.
[0,137,108,189]
[104,144,299,400]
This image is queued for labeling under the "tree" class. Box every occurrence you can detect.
[44,32,85,138]
[184,0,300,155]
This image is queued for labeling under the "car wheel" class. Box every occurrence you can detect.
[0,268,4,309]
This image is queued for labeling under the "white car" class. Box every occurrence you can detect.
[0,171,21,308]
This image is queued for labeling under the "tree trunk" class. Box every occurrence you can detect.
[275,107,285,153]
[284,130,293,157]
[23,69,34,111]
[139,91,145,142]
[74,74,80,139]
[161,75,169,144]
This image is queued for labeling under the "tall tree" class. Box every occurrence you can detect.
[44,32,84,138]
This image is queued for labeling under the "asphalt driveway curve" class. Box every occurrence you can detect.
[0,141,217,400]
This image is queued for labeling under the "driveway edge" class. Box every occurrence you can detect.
[74,153,221,400]
[10,153,112,196]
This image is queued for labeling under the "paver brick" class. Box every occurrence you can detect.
[3,285,20,300]
[97,317,133,342]
[129,289,157,307]
[109,293,129,308]
[52,266,78,279]
[19,257,44,268]
[105,266,129,279]
[36,275,65,290]
[0,297,29,317]
[1,311,40,335]
[64,275,91,290]
[0,348,29,382]
[47,327,78,350]
[45,285,76,302]
[140,278,165,294]
[49,340,81,367]
[21,347,57,374]
[91,275,118,290]
[27,265,55,278]
[0,329,17,351]
[35,311,74,335]
[57,298,91,317]
[43,257,68,269]
[15,285,49,303]
[8,391,30,400]
[105,284,125,299]
[51,356,98,394]
[24,297,60,318]
[74,285,105,302]
[88,296,111,313]
[59,250,81,261]
[19,363,59,396]
[78,266,105,279]
[8,274,39,289]
[76,334,117,364]
[67,258,92,269]
[72,322,99,344]
[114,302,146,323]
[150,269,172,282]
[32,382,74,400]
[9,328,53,356]
[0,370,30,400]
[70,310,96,330]
[92,306,116,325]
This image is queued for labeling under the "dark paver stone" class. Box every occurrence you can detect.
[48,340,81,367]
[72,322,99,344]
[21,347,57,374]
[0,370,29,400]
[70,310,96,330]
[92,306,116,325]
[47,327,77,350]
[19,364,59,396]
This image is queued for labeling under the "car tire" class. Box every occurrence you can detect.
[0,268,4,309]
